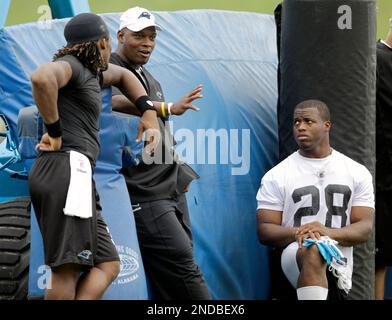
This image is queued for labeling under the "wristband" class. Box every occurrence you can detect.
[167,102,173,116]
[161,102,167,118]
[44,119,62,138]
[135,95,155,114]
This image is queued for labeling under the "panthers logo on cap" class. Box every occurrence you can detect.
[138,12,151,20]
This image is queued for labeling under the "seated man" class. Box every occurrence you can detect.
[256,100,374,300]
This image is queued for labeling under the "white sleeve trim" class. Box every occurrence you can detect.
[257,202,284,211]
[351,201,375,209]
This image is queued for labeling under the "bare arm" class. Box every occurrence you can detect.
[111,95,141,116]
[31,61,72,124]
[257,209,298,248]
[102,63,147,103]
[111,85,204,117]
[329,207,374,246]
[297,206,374,247]
[103,64,160,150]
[30,61,72,151]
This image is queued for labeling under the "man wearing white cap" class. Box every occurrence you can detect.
[110,7,211,300]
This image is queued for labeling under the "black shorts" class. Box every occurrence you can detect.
[29,151,119,270]
[375,191,392,267]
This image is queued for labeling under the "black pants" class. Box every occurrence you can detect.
[132,194,211,300]
[375,191,392,267]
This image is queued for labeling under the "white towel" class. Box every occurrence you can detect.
[63,150,93,219]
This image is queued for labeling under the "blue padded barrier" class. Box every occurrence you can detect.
[0,0,10,28]
[48,0,90,19]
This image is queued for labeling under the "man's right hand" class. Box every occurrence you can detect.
[295,229,321,248]
[136,110,161,154]
[36,133,62,151]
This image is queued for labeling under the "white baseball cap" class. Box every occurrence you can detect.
[119,7,162,32]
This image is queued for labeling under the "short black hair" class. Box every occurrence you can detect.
[294,99,331,121]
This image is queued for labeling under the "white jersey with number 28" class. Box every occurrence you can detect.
[256,149,374,272]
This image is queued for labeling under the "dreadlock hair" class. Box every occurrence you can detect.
[53,39,107,76]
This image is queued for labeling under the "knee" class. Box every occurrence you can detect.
[164,246,201,276]
[45,283,76,300]
[300,245,325,270]
[109,261,121,281]
[173,246,197,266]
[45,288,76,300]
[98,260,120,282]
[46,264,79,300]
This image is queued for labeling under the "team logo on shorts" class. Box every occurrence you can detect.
[78,250,92,261]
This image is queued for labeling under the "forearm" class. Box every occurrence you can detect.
[31,74,59,124]
[258,223,298,248]
[328,220,373,247]
[111,95,141,116]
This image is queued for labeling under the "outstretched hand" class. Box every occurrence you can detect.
[170,85,204,116]
[35,133,62,151]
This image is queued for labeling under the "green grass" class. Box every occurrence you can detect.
[5,0,392,39]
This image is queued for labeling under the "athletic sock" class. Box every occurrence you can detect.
[297,286,328,300]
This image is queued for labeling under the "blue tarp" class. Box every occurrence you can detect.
[0,10,279,299]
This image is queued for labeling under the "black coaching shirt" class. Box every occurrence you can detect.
[110,53,199,203]
[55,55,102,164]
[376,41,392,191]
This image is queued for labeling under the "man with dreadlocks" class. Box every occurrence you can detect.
[28,13,159,300]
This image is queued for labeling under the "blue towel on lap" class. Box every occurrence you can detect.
[303,236,351,294]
